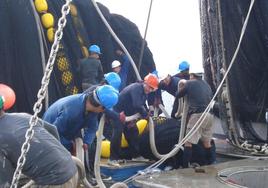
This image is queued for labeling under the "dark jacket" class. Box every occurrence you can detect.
[114,82,148,118]
[79,57,104,85]
[0,113,77,185]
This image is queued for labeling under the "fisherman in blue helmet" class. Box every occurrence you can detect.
[78,44,104,91]
[158,61,190,119]
[43,85,119,152]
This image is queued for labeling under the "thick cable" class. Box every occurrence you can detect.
[124,0,256,183]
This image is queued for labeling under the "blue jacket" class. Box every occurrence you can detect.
[118,54,131,91]
[43,94,98,145]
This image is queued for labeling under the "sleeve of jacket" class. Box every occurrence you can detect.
[120,54,131,74]
[83,115,98,145]
[104,109,120,120]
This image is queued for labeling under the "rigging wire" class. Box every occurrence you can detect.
[137,0,154,72]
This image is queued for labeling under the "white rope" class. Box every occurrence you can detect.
[124,0,256,184]
[10,1,72,187]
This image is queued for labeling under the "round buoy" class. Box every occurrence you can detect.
[34,0,48,13]
[136,119,148,135]
[0,84,16,110]
[41,13,54,28]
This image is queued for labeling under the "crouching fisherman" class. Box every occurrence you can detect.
[43,85,119,152]
[0,96,79,187]
[177,69,216,168]
[108,73,159,167]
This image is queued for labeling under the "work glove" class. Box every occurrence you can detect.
[119,111,126,123]
[83,143,88,151]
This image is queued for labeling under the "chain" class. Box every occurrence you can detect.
[10,1,72,187]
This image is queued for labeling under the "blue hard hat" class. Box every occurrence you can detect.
[178,61,190,72]
[104,72,121,91]
[89,44,101,54]
[95,85,119,109]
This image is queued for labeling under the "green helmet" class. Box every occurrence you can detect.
[0,96,4,110]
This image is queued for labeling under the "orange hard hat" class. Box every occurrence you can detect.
[0,84,16,110]
[144,73,159,90]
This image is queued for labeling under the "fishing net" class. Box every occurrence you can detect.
[200,0,268,142]
[0,0,156,114]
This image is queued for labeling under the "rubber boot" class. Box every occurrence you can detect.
[205,147,216,165]
[182,147,192,168]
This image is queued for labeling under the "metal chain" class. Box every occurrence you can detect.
[10,1,72,187]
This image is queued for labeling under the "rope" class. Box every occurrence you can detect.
[178,97,189,143]
[148,117,165,159]
[124,0,256,184]
[137,0,154,72]
[91,0,141,81]
[94,114,129,188]
[10,1,72,187]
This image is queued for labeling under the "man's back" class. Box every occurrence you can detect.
[80,57,104,86]
[184,79,212,113]
[0,113,77,186]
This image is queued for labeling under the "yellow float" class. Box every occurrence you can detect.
[41,13,54,29]
[34,0,48,13]
[47,27,54,42]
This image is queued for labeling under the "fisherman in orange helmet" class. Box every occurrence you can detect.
[108,73,159,167]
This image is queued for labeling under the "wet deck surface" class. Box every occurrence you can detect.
[134,158,268,188]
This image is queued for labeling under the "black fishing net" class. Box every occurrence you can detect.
[0,0,156,114]
[200,0,268,142]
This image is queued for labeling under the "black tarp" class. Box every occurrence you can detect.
[0,0,155,114]
[200,0,268,142]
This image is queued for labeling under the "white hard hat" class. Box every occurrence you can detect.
[111,60,121,69]
[189,66,204,77]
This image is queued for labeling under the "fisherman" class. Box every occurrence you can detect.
[177,68,215,168]
[43,85,119,152]
[0,96,79,187]
[78,44,104,91]
[108,73,159,167]
[158,61,190,119]
[111,49,131,91]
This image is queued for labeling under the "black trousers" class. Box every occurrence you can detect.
[110,119,139,160]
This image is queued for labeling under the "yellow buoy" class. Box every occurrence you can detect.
[101,140,110,158]
[47,27,54,42]
[41,13,54,29]
[121,134,129,148]
[34,0,48,13]
[136,119,148,135]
